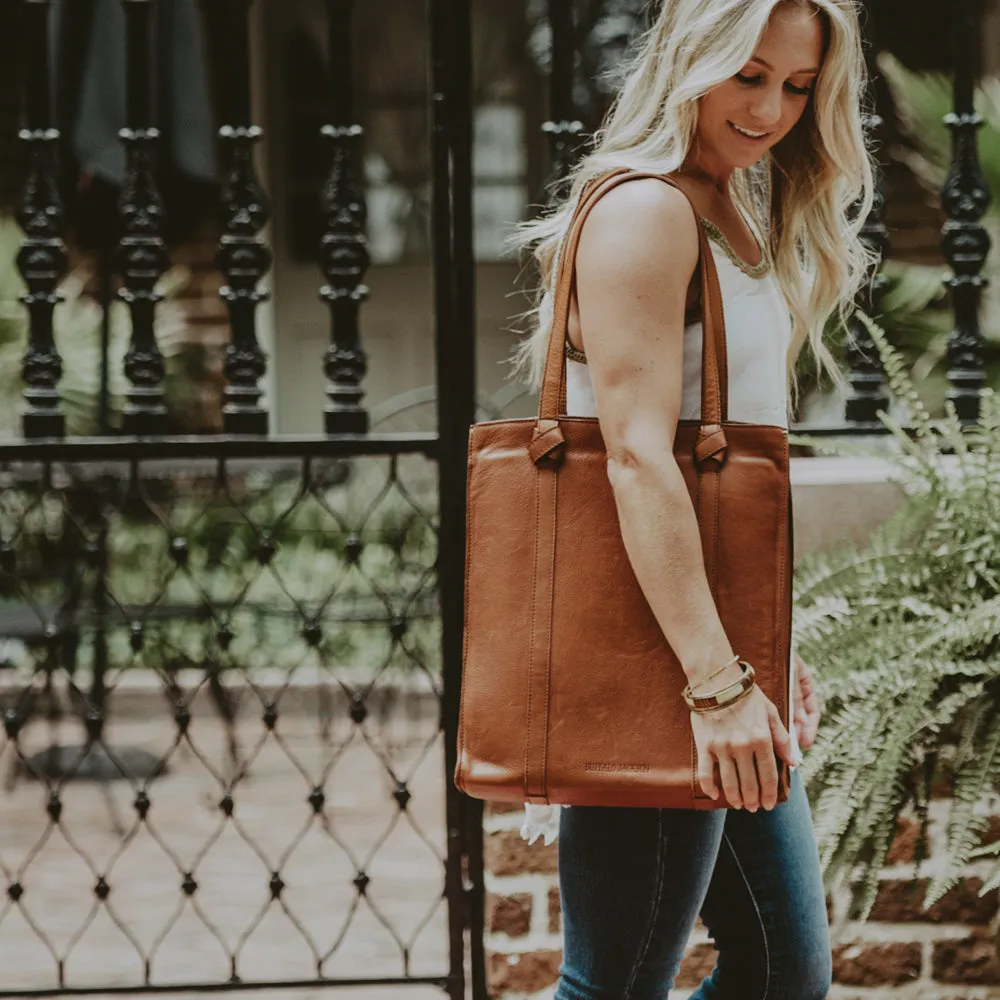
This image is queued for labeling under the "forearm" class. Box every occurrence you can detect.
[607,453,738,690]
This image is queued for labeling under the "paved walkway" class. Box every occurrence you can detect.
[0,688,452,997]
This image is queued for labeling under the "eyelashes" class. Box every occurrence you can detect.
[734,72,814,96]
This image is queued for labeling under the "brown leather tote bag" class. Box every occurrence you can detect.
[454,167,792,810]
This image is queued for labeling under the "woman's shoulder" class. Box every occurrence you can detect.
[581,172,698,232]
[576,174,700,284]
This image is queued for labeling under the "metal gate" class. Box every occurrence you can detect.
[0,0,483,996]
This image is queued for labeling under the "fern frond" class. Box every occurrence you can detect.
[793,309,1000,917]
[857,312,934,438]
[929,703,1000,905]
[977,858,1000,895]
[911,595,1000,658]
[854,766,917,920]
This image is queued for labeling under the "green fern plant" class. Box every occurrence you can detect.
[795,311,1000,919]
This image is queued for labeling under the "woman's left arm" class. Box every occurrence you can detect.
[793,653,822,750]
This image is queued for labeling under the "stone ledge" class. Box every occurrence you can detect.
[790,455,904,486]
[790,455,908,559]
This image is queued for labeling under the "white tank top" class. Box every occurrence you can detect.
[520,221,801,847]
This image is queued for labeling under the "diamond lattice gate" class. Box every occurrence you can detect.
[0,0,481,997]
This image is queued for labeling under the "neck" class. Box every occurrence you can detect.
[678,141,734,195]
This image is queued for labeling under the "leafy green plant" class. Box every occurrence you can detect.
[794,311,1000,919]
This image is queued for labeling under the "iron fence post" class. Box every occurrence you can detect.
[17,0,67,440]
[118,0,169,436]
[431,0,482,996]
[319,0,370,435]
[942,0,992,423]
[542,0,584,200]
[844,0,889,426]
[217,0,272,436]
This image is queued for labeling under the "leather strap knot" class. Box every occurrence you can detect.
[694,424,728,467]
[530,420,566,467]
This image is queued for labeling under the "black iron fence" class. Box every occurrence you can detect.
[0,0,994,998]
[5,0,478,996]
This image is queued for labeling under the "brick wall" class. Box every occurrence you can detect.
[482,798,1000,999]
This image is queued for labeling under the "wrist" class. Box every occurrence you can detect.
[684,664,756,713]
[683,644,742,691]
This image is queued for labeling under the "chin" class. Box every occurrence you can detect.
[726,151,765,170]
[730,144,773,169]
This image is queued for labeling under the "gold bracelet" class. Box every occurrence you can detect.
[682,660,756,712]
[688,677,757,714]
[686,653,740,697]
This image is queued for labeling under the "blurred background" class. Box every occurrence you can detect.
[2,2,1000,999]
[2,0,1000,436]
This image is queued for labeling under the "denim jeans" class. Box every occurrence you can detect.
[553,771,832,1000]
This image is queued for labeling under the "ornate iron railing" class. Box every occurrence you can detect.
[0,440,447,993]
[3,0,478,997]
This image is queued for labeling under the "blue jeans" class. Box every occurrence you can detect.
[553,771,832,1000]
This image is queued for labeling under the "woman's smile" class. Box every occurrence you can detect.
[728,121,773,142]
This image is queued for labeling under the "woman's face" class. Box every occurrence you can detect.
[696,3,825,170]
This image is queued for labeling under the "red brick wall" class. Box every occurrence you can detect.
[483,800,1000,998]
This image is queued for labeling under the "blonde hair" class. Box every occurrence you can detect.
[507,0,877,405]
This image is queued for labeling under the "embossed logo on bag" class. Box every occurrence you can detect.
[584,762,651,773]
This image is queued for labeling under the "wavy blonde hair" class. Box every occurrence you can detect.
[507,0,877,405]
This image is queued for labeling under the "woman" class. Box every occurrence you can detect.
[506,1,875,996]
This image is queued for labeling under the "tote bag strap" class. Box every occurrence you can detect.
[524,171,732,802]
[536,168,729,437]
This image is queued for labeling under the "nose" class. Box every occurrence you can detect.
[749,86,783,129]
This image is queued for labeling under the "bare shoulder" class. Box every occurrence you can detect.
[575,176,700,284]
[569,177,698,443]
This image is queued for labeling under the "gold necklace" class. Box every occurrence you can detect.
[698,216,771,279]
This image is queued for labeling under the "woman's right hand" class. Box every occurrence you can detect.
[690,687,797,812]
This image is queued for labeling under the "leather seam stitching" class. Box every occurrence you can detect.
[700,225,726,422]
[691,728,700,800]
[705,258,720,422]
[711,469,720,595]
[693,468,705,799]
[541,471,558,800]
[526,466,541,800]
[455,432,476,787]
[776,438,791,742]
